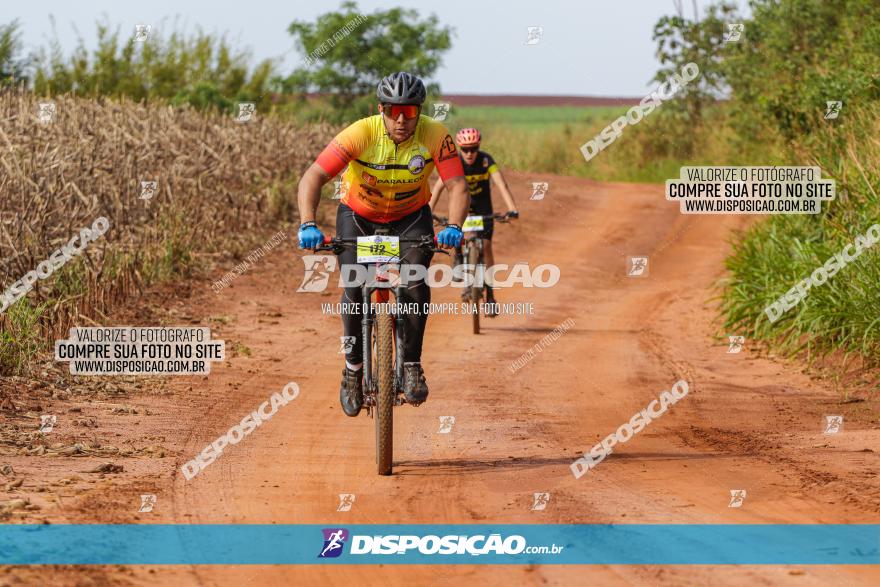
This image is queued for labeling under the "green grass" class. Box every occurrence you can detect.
[448,104,627,129]
[720,104,880,365]
[291,100,778,183]
[436,103,785,183]
[436,104,626,179]
[0,298,48,375]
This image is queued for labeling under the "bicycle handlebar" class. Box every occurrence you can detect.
[432,212,515,226]
[312,234,450,256]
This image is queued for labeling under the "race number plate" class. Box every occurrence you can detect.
[356,235,400,263]
[462,215,485,232]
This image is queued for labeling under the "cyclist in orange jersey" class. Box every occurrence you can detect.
[297,72,470,416]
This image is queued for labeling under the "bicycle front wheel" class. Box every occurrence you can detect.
[374,309,395,475]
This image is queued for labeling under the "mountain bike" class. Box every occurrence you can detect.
[433,212,513,335]
[315,232,447,475]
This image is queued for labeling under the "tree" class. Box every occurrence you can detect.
[652,1,738,124]
[281,1,453,121]
[0,20,29,85]
[653,0,880,143]
[722,0,880,141]
[30,17,275,114]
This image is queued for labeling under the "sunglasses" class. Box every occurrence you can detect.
[459,146,479,154]
[382,104,420,120]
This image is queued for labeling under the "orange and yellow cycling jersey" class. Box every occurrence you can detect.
[315,114,464,222]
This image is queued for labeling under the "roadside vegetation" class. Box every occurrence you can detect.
[578,0,878,369]
[0,88,335,374]
[704,0,880,364]
[451,0,880,369]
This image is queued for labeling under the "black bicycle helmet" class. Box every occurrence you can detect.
[376,72,426,105]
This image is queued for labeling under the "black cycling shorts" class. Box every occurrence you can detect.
[334,203,434,364]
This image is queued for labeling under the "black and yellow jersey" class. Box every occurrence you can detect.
[462,151,499,216]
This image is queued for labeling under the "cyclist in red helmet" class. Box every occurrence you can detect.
[429,127,518,315]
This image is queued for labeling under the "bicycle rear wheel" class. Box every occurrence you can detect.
[374,309,395,475]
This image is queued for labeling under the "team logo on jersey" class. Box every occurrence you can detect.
[438,135,457,161]
[361,171,378,186]
[408,154,426,175]
[482,157,489,167]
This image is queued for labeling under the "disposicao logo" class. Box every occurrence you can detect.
[318,528,349,558]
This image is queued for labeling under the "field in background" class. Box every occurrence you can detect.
[439,94,640,107]
[450,104,625,127]
[442,103,625,179]
[441,103,756,184]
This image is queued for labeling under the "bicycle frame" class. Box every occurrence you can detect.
[458,214,509,292]
[361,276,407,411]
[316,233,445,413]
[312,232,446,474]
[433,212,512,334]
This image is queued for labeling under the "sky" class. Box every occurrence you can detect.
[10,0,749,96]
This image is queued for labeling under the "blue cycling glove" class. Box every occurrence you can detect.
[298,221,324,249]
[437,224,463,247]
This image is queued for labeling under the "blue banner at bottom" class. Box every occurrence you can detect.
[1,524,878,565]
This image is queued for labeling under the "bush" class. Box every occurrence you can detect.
[30,17,276,115]
[721,103,880,360]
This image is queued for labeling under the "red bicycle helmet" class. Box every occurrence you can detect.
[455,127,481,147]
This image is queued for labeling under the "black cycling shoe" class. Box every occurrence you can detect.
[402,363,429,404]
[339,367,363,417]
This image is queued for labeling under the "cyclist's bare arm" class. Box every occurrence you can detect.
[429,176,445,210]
[430,132,468,224]
[297,163,332,223]
[300,118,371,223]
[490,169,518,212]
[444,175,470,226]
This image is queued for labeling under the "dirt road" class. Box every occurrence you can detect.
[6,172,880,585]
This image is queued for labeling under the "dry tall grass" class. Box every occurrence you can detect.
[0,87,335,374]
